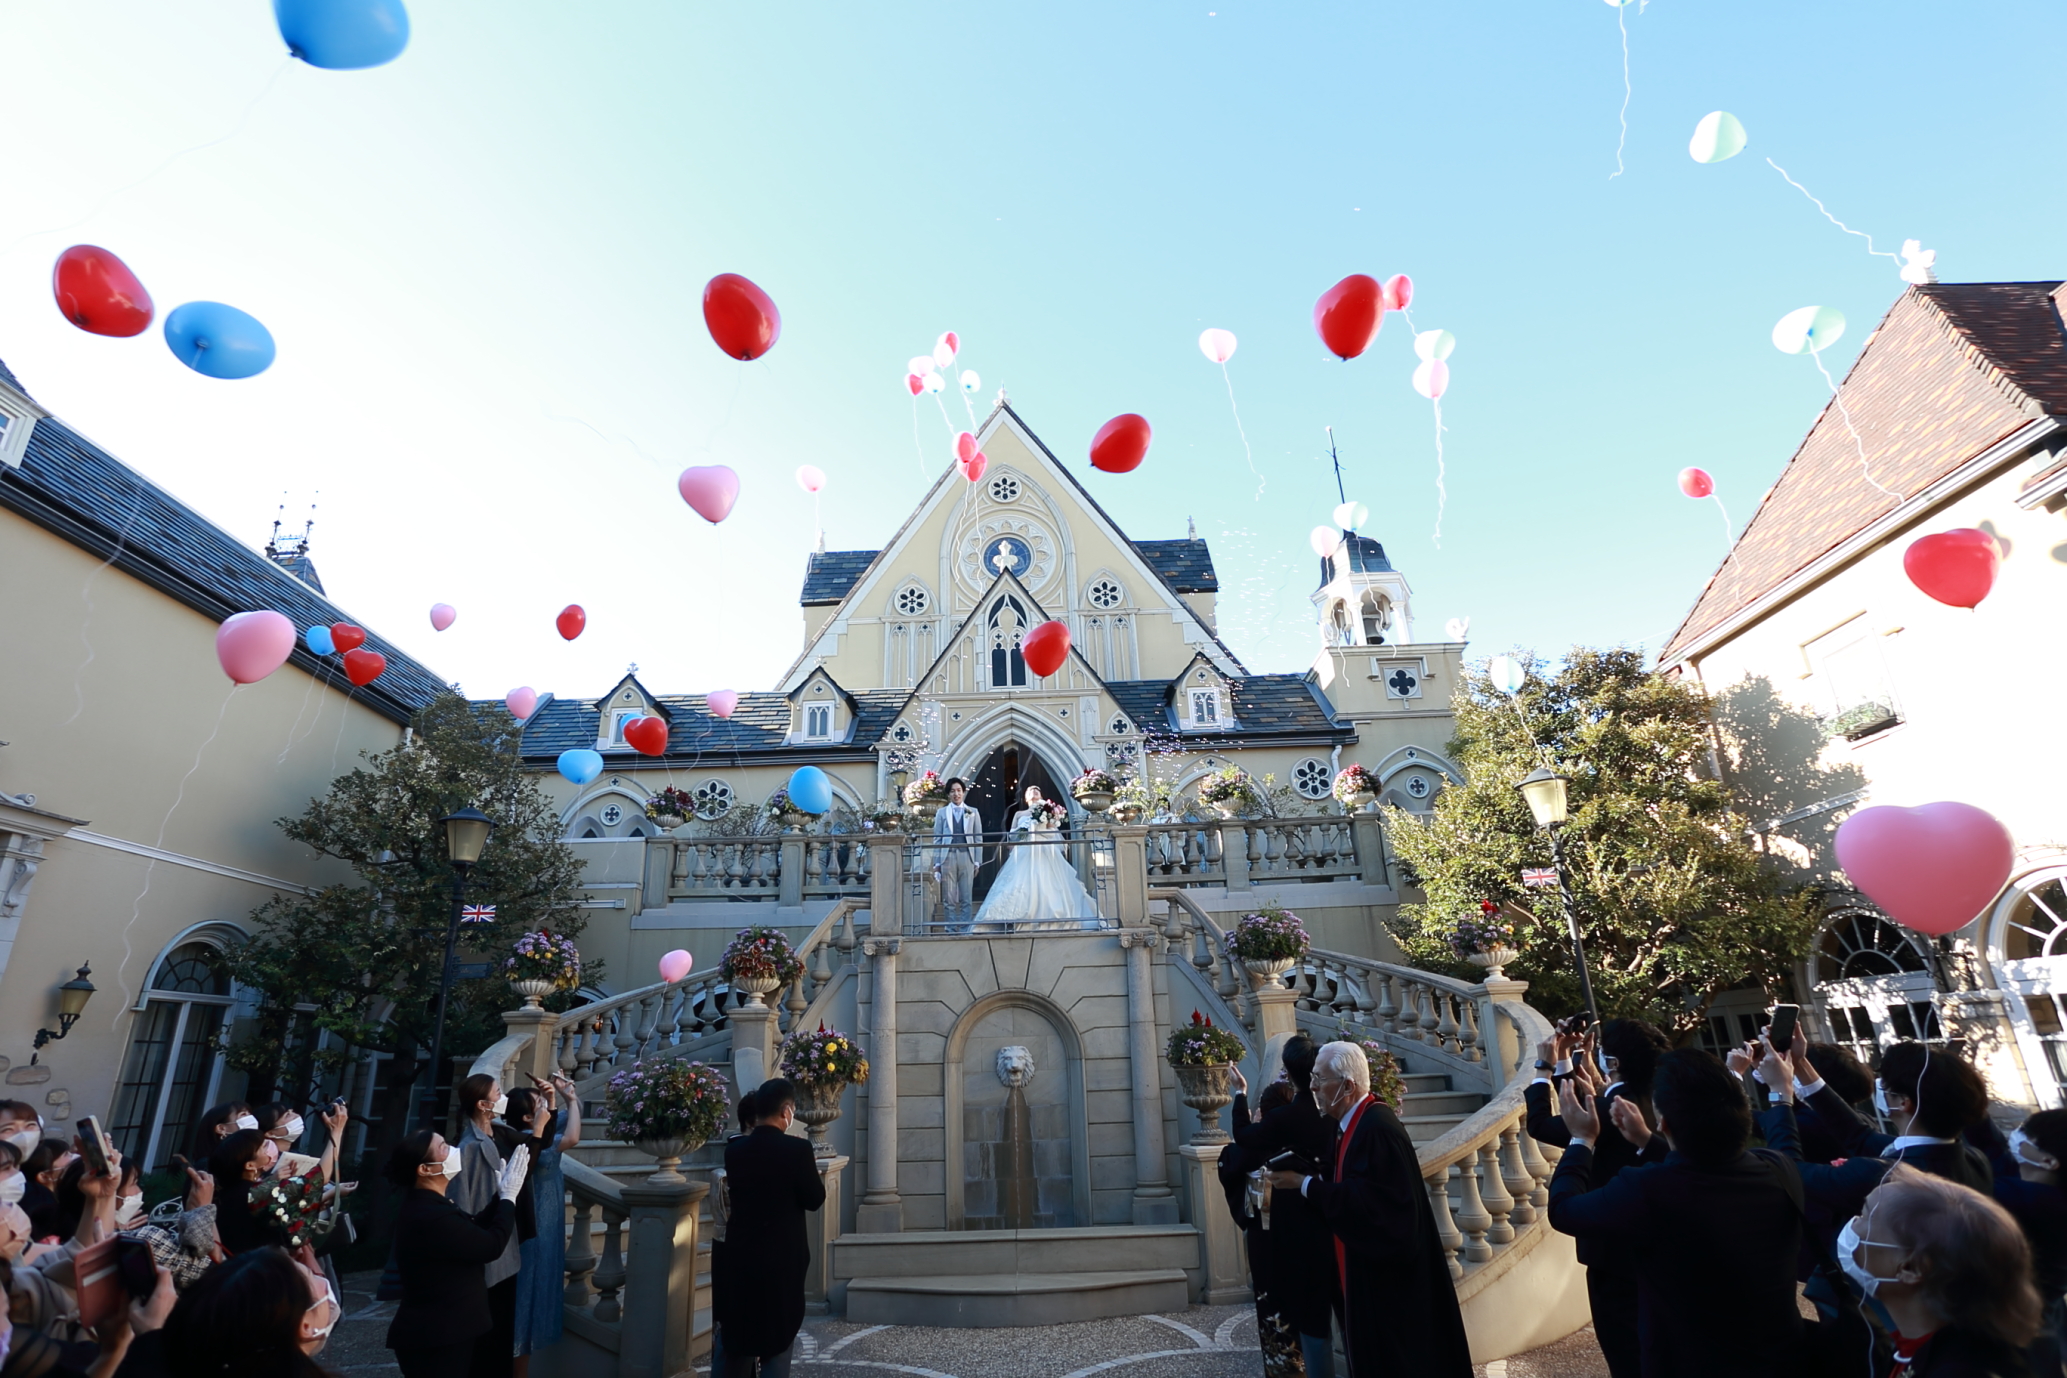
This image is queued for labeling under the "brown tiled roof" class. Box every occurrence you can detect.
[1663,283,2067,662]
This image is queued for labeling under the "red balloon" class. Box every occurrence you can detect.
[1089,414,1152,474]
[906,373,924,396]
[959,450,989,483]
[53,245,154,338]
[1903,529,2001,609]
[1383,273,1414,313]
[623,716,669,756]
[1678,467,1714,499]
[556,605,587,640]
[955,431,978,463]
[703,273,781,361]
[1022,620,1071,678]
[342,648,386,687]
[329,622,367,653]
[1313,274,1385,360]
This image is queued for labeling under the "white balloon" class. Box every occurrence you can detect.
[1332,501,1369,530]
[1412,359,1450,400]
[1487,655,1527,696]
[1309,525,1345,559]
[1688,111,1748,164]
[1771,306,1846,356]
[1444,617,1471,643]
[922,371,947,394]
[908,355,937,378]
[960,369,982,394]
[1198,328,1238,364]
[933,334,957,367]
[1413,329,1456,362]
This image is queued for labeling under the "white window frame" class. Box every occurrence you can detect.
[804,703,833,739]
[1187,688,1221,727]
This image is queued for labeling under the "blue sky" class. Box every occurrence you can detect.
[4,1,2063,702]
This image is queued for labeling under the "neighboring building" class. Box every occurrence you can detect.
[0,355,447,1168]
[1661,281,2067,1106]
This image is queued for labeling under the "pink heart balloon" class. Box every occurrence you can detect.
[429,602,457,631]
[677,465,740,524]
[796,464,825,494]
[954,431,978,464]
[507,686,539,719]
[215,610,297,684]
[905,372,924,396]
[708,689,739,718]
[1834,802,2015,936]
[1198,328,1238,364]
[960,451,988,483]
[659,949,694,983]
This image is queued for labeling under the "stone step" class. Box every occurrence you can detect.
[1399,1112,1478,1144]
[845,1269,1191,1328]
[1400,1089,1485,1117]
[833,1225,1199,1281]
[1399,1071,1453,1094]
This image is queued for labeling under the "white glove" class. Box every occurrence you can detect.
[496,1145,531,1203]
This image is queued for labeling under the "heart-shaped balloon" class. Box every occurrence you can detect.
[796,465,825,494]
[702,272,780,360]
[330,622,367,653]
[623,716,669,756]
[305,624,335,656]
[342,648,387,687]
[1835,802,2015,935]
[708,689,739,718]
[507,686,539,719]
[1314,274,1385,360]
[1022,620,1071,678]
[558,748,603,786]
[905,372,924,397]
[556,605,586,641]
[1679,468,1715,499]
[923,372,946,394]
[429,602,457,631]
[1089,414,1152,474]
[216,611,297,684]
[678,465,740,524]
[959,451,988,483]
[1903,529,2001,609]
[659,949,694,983]
[1384,273,1414,313]
[907,355,937,379]
[955,431,978,464]
[1198,328,1238,364]
[53,245,154,338]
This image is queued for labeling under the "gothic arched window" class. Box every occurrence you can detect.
[988,595,1028,688]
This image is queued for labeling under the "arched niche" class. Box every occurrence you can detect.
[943,989,1091,1230]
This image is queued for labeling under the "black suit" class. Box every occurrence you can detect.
[1304,1095,1472,1378]
[1548,1139,1805,1378]
[1230,1089,1337,1339]
[384,1187,517,1378]
[721,1125,826,1365]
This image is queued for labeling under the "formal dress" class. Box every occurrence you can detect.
[1232,1089,1338,1377]
[972,809,1099,929]
[721,1125,826,1371]
[931,803,982,930]
[385,1188,518,1378]
[1304,1094,1471,1378]
[512,1109,568,1357]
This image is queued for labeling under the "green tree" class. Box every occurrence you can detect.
[1383,647,1818,1037]
[220,693,585,1168]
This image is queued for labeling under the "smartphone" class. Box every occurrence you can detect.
[115,1236,157,1298]
[1768,1004,1801,1054]
[77,1115,115,1178]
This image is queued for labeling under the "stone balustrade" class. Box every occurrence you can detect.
[648,832,873,906]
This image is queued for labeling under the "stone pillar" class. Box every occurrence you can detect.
[1120,930,1178,1224]
[856,937,903,1232]
[499,1004,563,1087]
[779,835,806,908]
[642,839,672,911]
[616,1176,706,1378]
[1248,964,1304,1087]
[1477,975,1531,1093]
[867,833,905,936]
[730,1000,777,1101]
[1178,1143,1250,1305]
[805,1153,850,1312]
[1349,810,1388,887]
[1216,821,1250,891]
[1112,824,1150,927]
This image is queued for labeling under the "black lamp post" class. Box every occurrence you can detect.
[30,964,95,1064]
[1515,767,1602,1035]
[419,807,495,1129]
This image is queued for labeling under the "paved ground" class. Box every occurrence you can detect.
[322,1272,1611,1378]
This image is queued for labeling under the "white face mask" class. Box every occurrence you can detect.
[1873,1082,1893,1117]
[491,1095,508,1117]
[1837,1217,1904,1297]
[115,1193,146,1228]
[276,1115,305,1142]
[233,1114,259,1131]
[437,1151,462,1180]
[0,1174,22,1206]
[2012,1128,2059,1171]
[2,1128,38,1156]
[304,1277,338,1339]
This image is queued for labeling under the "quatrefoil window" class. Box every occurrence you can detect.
[1088,578,1123,609]
[600,804,623,826]
[1293,759,1331,799]
[988,475,1022,503]
[693,780,735,818]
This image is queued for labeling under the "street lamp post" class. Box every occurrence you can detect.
[419,806,495,1130]
[1515,767,1602,1035]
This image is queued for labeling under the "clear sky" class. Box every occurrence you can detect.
[4,1,2063,703]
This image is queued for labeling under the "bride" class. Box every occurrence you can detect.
[972,786,1102,930]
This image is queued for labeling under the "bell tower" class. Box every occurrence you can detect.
[1311,531,1414,649]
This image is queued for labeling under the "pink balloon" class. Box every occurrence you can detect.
[959,450,989,483]
[1198,328,1238,364]
[905,372,924,396]
[1834,802,2016,936]
[1678,467,1714,499]
[707,689,739,718]
[796,465,825,494]
[429,602,457,631]
[659,949,694,983]
[1384,274,1414,312]
[907,355,936,378]
[677,465,740,524]
[1411,359,1449,400]
[954,431,978,464]
[215,610,297,684]
[506,686,539,719]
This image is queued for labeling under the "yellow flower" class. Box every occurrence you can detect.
[825,1062,836,1071]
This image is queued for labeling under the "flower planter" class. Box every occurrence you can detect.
[1172,1062,1237,1144]
[910,798,944,827]
[648,812,685,830]
[793,1079,846,1157]
[1074,789,1115,813]
[634,1134,699,1185]
[509,978,558,1010]
[1210,803,1242,821]
[1342,790,1377,813]
[1466,945,1519,979]
[1242,957,1296,979]
[732,974,784,1007]
[1113,802,1143,824]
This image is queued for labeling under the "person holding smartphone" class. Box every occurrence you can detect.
[508,1071,582,1376]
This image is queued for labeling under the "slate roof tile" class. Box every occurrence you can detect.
[1135,539,1218,592]
[1103,675,1345,739]
[513,689,911,762]
[800,550,879,605]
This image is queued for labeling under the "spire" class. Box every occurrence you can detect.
[1187,516,1197,540]
[265,495,323,593]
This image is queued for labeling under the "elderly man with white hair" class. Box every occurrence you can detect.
[1269,1040,1471,1377]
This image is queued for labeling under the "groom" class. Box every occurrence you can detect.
[931,779,982,932]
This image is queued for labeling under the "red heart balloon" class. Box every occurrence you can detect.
[1903,529,2000,609]
[1314,274,1385,360]
[703,273,781,361]
[329,622,367,653]
[1089,414,1152,474]
[623,716,669,756]
[1383,273,1414,313]
[1835,802,2014,935]
[342,648,386,687]
[906,373,924,396]
[1022,620,1071,678]
[557,605,587,640]
[959,451,988,483]
[955,431,978,463]
[52,245,154,338]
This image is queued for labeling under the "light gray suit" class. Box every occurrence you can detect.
[931,802,982,931]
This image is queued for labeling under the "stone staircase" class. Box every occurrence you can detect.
[833,1226,1198,1327]
[1397,1066,1489,1142]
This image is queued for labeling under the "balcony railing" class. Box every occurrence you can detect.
[648,832,875,906]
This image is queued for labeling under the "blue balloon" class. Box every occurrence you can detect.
[305,624,335,656]
[558,749,603,786]
[788,766,833,816]
[274,0,410,70]
[164,302,276,380]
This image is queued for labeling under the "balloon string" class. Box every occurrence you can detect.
[1218,361,1264,501]
[1430,398,1448,548]
[539,404,670,474]
[330,681,359,775]
[1609,2,1630,181]
[911,399,928,480]
[1708,492,1735,547]
[61,467,152,727]
[277,661,322,760]
[278,658,342,764]
[1810,349,1903,500]
[932,391,959,441]
[1764,159,1905,266]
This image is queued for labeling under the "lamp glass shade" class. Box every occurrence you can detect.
[57,965,95,1017]
[1516,768,1571,830]
[441,807,496,868]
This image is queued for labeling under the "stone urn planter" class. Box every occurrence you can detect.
[633,1134,700,1185]
[509,978,557,1010]
[1466,946,1520,979]
[1112,801,1144,825]
[1074,789,1115,814]
[910,797,944,827]
[1343,790,1377,813]
[1210,802,1242,821]
[1172,1063,1237,1144]
[1242,956,1296,980]
[647,811,685,831]
[793,1080,846,1157]
[732,974,784,1007]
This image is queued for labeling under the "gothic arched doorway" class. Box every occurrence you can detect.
[964,742,1064,899]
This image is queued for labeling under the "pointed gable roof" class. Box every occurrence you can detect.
[1662,282,2067,664]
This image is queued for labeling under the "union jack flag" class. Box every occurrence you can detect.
[460,904,497,924]
[1520,868,1559,890]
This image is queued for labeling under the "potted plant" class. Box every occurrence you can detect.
[644,786,696,831]
[718,924,805,1007]
[864,801,906,832]
[1196,765,1256,820]
[1166,1011,1246,1143]
[1326,1026,1408,1112]
[603,1058,730,1183]
[503,930,582,1009]
[1446,901,1522,977]
[1070,767,1119,813]
[1111,777,1164,825]
[1223,903,1310,979]
[1333,763,1379,812]
[762,787,808,832]
[901,770,948,825]
[778,1022,871,1156]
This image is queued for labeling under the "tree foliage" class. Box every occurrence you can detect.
[1383,647,1818,1037]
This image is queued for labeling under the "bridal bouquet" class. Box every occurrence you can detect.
[1024,799,1067,829]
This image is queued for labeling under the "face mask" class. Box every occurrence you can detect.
[234,1114,259,1131]
[1873,1082,1893,1117]
[1837,1217,1903,1297]
[2,1128,37,1156]
[437,1152,462,1180]
[115,1193,146,1228]
[491,1095,508,1117]
[2012,1128,2059,1171]
[304,1278,338,1339]
[276,1115,305,1142]
[0,1175,22,1206]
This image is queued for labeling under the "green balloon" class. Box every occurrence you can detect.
[1688,111,1747,164]
[1772,306,1847,356]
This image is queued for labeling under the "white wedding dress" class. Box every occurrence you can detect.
[972,810,1102,930]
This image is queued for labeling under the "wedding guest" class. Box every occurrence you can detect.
[382,1130,527,1378]
[450,1075,521,1378]
[1232,1034,1338,1377]
[721,1080,824,1377]
[508,1076,582,1378]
